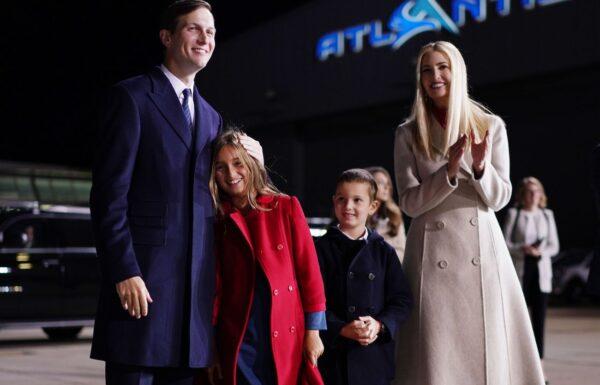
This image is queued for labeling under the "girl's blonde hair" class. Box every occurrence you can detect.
[366,167,404,237]
[408,41,492,159]
[515,176,548,208]
[209,128,281,214]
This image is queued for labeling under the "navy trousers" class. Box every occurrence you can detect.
[105,362,198,385]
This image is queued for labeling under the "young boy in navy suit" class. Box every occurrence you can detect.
[316,168,412,385]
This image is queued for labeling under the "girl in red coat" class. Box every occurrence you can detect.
[208,129,327,385]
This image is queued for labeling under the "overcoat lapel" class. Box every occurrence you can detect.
[147,67,192,150]
[193,88,211,156]
[228,211,255,255]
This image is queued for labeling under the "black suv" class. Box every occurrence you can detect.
[0,201,99,339]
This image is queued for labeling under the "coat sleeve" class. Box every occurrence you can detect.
[289,197,326,313]
[541,210,560,259]
[375,244,413,343]
[471,117,512,211]
[315,240,347,348]
[394,124,458,218]
[502,208,525,260]
[90,85,141,285]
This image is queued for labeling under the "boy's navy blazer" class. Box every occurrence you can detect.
[90,66,221,367]
[315,227,413,385]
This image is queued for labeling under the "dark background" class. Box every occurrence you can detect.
[1,0,599,250]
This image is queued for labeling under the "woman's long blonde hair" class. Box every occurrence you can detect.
[209,128,281,215]
[409,41,492,159]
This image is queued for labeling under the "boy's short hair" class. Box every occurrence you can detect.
[335,168,378,202]
[160,0,212,32]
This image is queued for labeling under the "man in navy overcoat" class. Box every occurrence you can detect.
[89,1,262,384]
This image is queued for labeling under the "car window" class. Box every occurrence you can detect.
[53,218,94,248]
[2,218,60,248]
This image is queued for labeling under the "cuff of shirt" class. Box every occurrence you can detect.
[305,311,327,330]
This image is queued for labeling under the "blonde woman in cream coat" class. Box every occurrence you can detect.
[393,41,544,385]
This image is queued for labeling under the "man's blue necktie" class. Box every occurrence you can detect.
[181,88,193,131]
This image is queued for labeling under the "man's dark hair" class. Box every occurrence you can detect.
[160,0,212,32]
[335,168,378,202]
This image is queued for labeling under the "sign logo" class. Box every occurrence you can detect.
[316,0,570,61]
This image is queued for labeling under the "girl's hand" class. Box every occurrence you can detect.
[304,330,324,367]
[207,362,222,385]
[447,134,467,181]
[470,130,489,179]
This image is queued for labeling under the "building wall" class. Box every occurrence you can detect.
[199,0,600,249]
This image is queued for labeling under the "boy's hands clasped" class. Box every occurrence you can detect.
[340,316,382,346]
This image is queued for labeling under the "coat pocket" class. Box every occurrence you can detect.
[128,202,167,246]
[130,225,166,246]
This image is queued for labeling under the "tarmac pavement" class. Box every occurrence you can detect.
[1,307,599,385]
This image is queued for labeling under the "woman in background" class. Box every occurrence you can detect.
[504,176,559,383]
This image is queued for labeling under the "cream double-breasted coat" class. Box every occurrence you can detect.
[393,115,544,385]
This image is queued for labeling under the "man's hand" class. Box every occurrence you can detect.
[115,276,153,318]
[304,330,324,367]
[238,134,264,166]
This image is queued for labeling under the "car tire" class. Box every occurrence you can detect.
[564,279,585,305]
[42,327,83,341]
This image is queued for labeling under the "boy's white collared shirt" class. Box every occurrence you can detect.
[337,225,369,241]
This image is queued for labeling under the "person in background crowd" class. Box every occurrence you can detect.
[316,168,412,385]
[393,41,544,385]
[366,167,406,262]
[503,176,559,383]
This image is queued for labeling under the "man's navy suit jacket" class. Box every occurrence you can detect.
[90,67,221,368]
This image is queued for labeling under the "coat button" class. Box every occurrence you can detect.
[277,244,284,250]
[289,326,296,334]
[438,260,448,269]
[288,285,293,292]
[436,221,445,230]
[273,289,279,296]
[368,273,375,280]
[348,272,355,279]
[273,331,279,338]
[470,217,478,226]
[472,257,480,266]
[348,306,356,313]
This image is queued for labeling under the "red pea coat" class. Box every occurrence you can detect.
[213,195,326,385]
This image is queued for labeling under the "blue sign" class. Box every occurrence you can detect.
[316,0,571,61]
